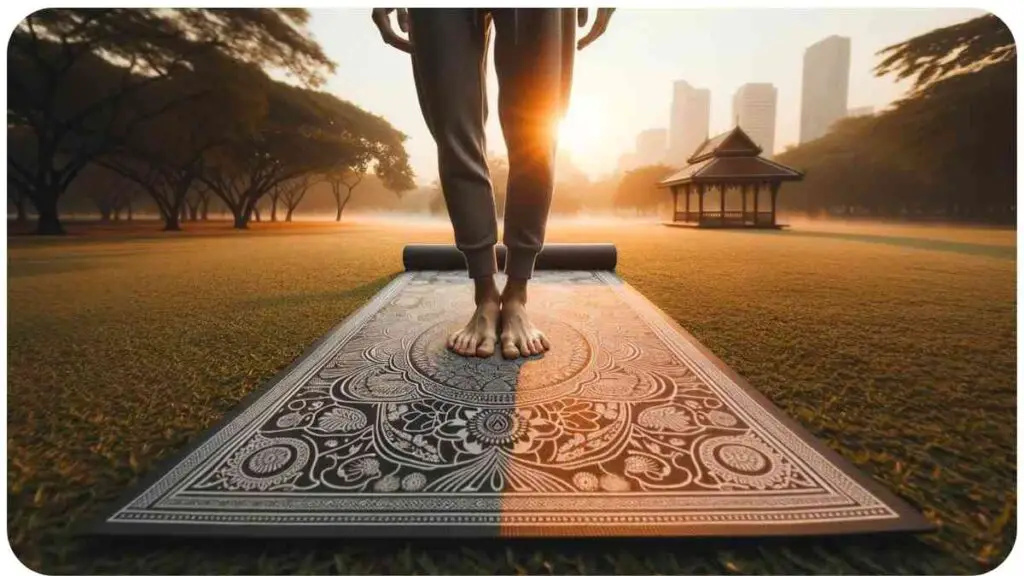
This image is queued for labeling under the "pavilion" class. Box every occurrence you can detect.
[659,126,804,228]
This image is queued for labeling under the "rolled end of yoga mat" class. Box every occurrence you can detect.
[403,243,617,272]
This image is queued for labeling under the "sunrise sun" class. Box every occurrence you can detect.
[557,96,604,158]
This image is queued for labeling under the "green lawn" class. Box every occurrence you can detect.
[6,218,1016,574]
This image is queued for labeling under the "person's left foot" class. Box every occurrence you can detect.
[499,280,551,360]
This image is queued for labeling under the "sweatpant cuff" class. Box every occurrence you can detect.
[504,248,539,280]
[463,246,498,278]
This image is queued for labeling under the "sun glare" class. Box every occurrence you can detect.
[557,96,604,158]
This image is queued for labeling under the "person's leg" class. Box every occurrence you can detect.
[492,8,574,359]
[409,8,500,357]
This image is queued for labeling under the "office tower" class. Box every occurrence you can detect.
[847,105,874,118]
[800,35,852,143]
[668,80,710,165]
[732,83,778,157]
[635,128,668,165]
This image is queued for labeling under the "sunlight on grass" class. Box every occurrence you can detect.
[6,219,1016,574]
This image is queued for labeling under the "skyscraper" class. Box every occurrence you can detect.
[800,35,852,143]
[668,80,710,166]
[732,83,778,157]
[635,128,668,165]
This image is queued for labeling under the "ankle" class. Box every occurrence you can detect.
[474,276,500,305]
[501,279,528,305]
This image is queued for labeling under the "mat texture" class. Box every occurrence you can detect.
[94,248,929,538]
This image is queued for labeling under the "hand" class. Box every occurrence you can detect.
[372,8,413,53]
[576,8,615,50]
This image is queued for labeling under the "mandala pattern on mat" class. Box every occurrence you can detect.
[110,271,900,528]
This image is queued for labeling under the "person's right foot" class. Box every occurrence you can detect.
[446,276,501,358]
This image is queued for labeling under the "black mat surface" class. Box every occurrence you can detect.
[93,245,930,538]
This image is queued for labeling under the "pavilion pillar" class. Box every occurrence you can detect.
[672,186,678,222]
[753,182,760,226]
[741,184,748,225]
[770,182,780,226]
[685,184,691,221]
[720,185,726,225]
[698,184,704,225]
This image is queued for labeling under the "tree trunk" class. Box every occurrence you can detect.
[334,186,352,222]
[34,193,64,235]
[286,206,295,222]
[164,211,182,231]
[14,192,28,223]
[201,196,210,221]
[127,197,133,222]
[234,202,252,230]
[113,207,121,221]
[253,205,261,222]
[270,198,278,222]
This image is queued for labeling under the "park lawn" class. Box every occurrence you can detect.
[6,218,1016,574]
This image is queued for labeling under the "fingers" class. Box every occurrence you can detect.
[577,8,588,27]
[397,8,410,33]
[372,8,413,54]
[577,7,614,50]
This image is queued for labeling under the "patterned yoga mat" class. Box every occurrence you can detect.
[93,262,930,538]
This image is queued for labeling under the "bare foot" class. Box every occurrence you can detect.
[446,277,500,358]
[499,279,551,360]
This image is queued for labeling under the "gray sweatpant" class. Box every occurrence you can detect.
[408,8,575,279]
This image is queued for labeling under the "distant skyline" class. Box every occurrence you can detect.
[307,8,987,183]
[800,35,852,143]
[733,83,779,157]
[668,80,711,166]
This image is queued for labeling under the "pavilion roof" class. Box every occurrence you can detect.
[659,126,803,187]
[659,156,803,187]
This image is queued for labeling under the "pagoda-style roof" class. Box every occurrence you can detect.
[659,126,803,187]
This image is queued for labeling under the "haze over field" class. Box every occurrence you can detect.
[307,8,987,183]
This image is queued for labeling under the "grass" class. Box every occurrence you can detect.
[6,217,1016,574]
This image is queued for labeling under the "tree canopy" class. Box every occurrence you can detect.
[775,13,1014,221]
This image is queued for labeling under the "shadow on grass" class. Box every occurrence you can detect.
[69,531,945,574]
[697,228,1016,260]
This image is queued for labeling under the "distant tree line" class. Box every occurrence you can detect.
[7,8,414,235]
[775,14,1015,223]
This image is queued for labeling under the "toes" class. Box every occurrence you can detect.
[538,333,551,351]
[502,338,520,359]
[477,337,496,357]
[447,332,456,349]
[529,337,542,355]
[516,341,530,358]
[466,335,479,354]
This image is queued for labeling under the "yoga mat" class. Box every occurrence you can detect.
[402,243,617,272]
[92,244,930,539]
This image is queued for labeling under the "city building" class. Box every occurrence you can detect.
[635,128,668,166]
[800,35,852,143]
[668,80,710,166]
[732,83,778,157]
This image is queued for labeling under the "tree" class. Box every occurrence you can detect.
[875,14,1014,90]
[774,13,1015,222]
[324,167,363,222]
[7,8,335,234]
[280,175,316,222]
[613,165,676,215]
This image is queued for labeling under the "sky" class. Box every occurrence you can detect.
[306,8,987,184]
